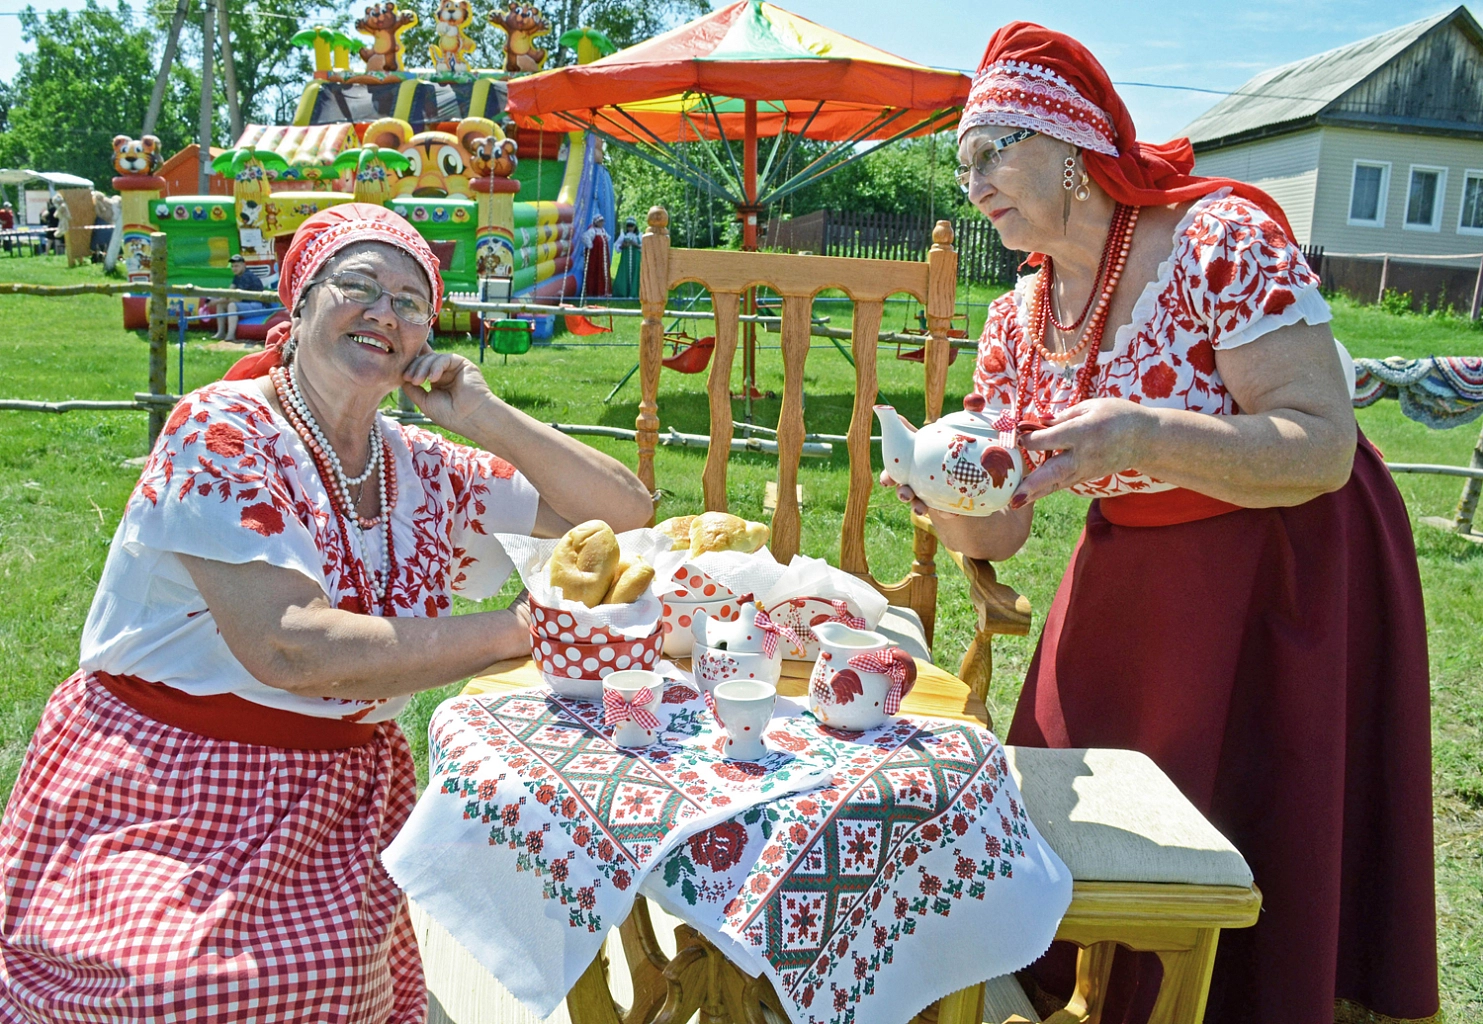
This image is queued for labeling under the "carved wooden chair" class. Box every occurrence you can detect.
[633,206,1031,676]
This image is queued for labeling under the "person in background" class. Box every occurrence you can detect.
[611,216,642,299]
[91,190,115,260]
[213,253,269,342]
[0,202,14,255]
[41,196,59,255]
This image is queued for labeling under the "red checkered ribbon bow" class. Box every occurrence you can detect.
[848,649,917,715]
[826,600,867,630]
[751,606,804,659]
[703,687,724,727]
[991,408,1016,433]
[603,687,660,730]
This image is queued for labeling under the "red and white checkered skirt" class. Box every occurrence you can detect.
[0,671,426,1023]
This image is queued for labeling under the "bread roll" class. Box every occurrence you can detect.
[603,557,654,604]
[549,520,620,607]
[689,511,770,556]
[654,515,698,550]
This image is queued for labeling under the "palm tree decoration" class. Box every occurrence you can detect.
[557,28,616,66]
[330,31,357,71]
[291,26,337,73]
[332,145,413,205]
[212,147,290,204]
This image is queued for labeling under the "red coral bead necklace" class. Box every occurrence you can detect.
[1017,202,1139,424]
[271,361,398,614]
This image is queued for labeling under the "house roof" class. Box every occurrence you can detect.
[1181,7,1480,149]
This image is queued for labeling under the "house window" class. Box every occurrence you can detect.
[1348,161,1389,226]
[1459,171,1483,234]
[1404,166,1447,231]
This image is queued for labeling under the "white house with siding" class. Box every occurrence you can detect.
[1185,6,1483,260]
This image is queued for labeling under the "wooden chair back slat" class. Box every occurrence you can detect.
[702,291,740,512]
[636,207,958,646]
[839,298,883,578]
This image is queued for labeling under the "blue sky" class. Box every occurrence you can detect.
[0,0,1470,142]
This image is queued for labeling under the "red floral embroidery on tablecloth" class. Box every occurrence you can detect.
[971,193,1322,498]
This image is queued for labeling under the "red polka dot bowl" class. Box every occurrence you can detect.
[531,624,666,701]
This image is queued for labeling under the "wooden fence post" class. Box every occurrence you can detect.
[1377,255,1391,304]
[1452,419,1483,534]
[147,231,169,445]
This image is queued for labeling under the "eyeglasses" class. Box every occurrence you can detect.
[304,270,436,325]
[955,128,1039,193]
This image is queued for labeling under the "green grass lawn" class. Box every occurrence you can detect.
[1,256,1480,1020]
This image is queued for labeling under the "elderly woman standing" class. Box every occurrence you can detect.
[889,25,1437,1024]
[0,204,651,1022]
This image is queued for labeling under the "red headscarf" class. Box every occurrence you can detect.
[958,22,1296,242]
[223,202,444,381]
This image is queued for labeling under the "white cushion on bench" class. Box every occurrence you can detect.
[1005,747,1253,887]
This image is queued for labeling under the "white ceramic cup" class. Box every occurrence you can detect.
[711,679,777,761]
[603,669,665,747]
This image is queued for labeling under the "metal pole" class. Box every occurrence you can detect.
[144,0,190,137]
[1470,254,1483,322]
[217,0,242,142]
[148,233,170,445]
[1377,254,1390,304]
[198,1,216,195]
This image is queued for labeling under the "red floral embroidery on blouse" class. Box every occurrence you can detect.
[972,193,1322,497]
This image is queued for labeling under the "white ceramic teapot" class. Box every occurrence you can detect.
[874,393,1023,517]
[689,601,785,691]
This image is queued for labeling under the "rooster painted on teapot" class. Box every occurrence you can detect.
[874,393,1023,517]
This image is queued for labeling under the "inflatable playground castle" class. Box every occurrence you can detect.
[111,2,617,338]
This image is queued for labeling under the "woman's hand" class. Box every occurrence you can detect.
[401,344,497,435]
[1011,398,1154,506]
[878,471,1035,563]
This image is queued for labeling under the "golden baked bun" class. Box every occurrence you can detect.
[603,557,655,604]
[654,515,698,551]
[549,520,620,607]
[689,511,770,556]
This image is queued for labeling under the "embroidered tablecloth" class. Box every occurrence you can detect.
[383,676,1070,1023]
[643,706,1071,1024]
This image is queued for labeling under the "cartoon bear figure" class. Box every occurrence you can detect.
[356,1,417,73]
[488,4,550,73]
[365,116,495,197]
[429,0,476,73]
[468,135,518,180]
[112,135,162,177]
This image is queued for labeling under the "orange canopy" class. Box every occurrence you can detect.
[506,1,969,144]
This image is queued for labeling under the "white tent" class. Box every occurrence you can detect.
[0,169,95,188]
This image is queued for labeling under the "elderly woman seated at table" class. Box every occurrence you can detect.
[888,23,1437,1024]
[0,203,651,1021]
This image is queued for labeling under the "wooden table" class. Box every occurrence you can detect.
[461,655,990,1024]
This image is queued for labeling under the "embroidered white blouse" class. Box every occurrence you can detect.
[971,190,1336,498]
[81,379,539,722]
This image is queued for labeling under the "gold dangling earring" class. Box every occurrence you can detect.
[1062,155,1076,229]
[1075,167,1091,202]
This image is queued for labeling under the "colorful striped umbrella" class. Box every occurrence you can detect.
[507,1,970,248]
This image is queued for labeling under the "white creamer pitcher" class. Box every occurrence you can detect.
[807,621,917,730]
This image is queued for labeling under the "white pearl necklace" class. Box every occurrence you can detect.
[273,362,396,607]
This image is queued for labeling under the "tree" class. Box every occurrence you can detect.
[0,2,196,188]
[220,1,322,130]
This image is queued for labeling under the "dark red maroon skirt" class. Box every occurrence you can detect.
[1008,438,1438,1024]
